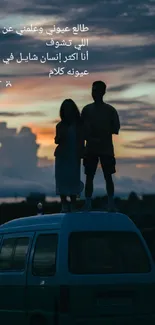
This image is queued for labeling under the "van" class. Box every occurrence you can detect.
[0,211,155,325]
[142,227,155,261]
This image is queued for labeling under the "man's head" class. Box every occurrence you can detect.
[92,81,106,102]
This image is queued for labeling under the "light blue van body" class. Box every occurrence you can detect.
[0,211,155,325]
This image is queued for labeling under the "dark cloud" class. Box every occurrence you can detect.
[88,4,154,35]
[118,106,155,131]
[0,122,55,196]
[0,31,46,57]
[0,0,154,39]
[147,77,155,83]
[0,123,39,175]
[109,99,151,106]
[0,0,155,78]
[51,0,155,36]
[108,84,132,92]
[20,6,61,16]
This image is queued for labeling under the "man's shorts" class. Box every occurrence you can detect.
[83,153,116,177]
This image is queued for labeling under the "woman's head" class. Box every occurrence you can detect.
[60,99,80,123]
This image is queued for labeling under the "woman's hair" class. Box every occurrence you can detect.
[60,99,81,124]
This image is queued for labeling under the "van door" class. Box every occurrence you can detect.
[66,231,155,325]
[0,232,34,325]
[27,230,59,325]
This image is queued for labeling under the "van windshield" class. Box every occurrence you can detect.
[68,231,151,274]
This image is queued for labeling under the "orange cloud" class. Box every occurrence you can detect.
[28,122,55,145]
[136,164,150,168]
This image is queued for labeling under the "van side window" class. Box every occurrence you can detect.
[12,237,30,271]
[0,237,30,271]
[0,238,15,270]
[32,234,58,276]
[68,231,151,274]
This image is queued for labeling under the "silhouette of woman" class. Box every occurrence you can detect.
[54,99,84,212]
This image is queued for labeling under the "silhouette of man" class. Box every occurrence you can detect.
[81,81,120,211]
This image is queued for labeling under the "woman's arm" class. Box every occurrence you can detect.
[54,124,60,144]
[54,122,67,144]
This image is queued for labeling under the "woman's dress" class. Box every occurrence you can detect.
[55,124,84,196]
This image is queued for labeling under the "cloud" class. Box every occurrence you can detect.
[0,0,155,197]
[81,164,155,197]
[109,84,133,92]
[124,137,155,149]
[28,123,55,145]
[0,111,46,117]
[3,0,154,28]
[0,2,155,80]
[0,121,155,197]
[51,118,60,124]
[109,99,153,107]
[114,175,155,195]
[38,156,53,167]
[0,174,54,197]
[0,122,39,174]
[117,156,155,165]
[119,107,155,132]
[0,121,56,196]
[0,0,154,43]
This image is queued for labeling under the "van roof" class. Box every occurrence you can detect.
[0,211,138,234]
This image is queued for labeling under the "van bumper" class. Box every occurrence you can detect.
[60,314,155,325]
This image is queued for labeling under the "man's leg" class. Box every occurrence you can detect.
[60,195,69,212]
[70,195,77,212]
[83,154,98,211]
[83,175,94,211]
[100,155,116,211]
[85,175,94,198]
[104,173,116,210]
[104,173,114,196]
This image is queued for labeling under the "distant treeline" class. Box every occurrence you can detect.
[1,192,155,260]
[0,192,155,229]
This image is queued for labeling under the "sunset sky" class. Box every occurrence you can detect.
[0,0,155,197]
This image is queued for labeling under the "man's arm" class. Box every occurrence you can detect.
[81,106,90,141]
[111,108,120,134]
